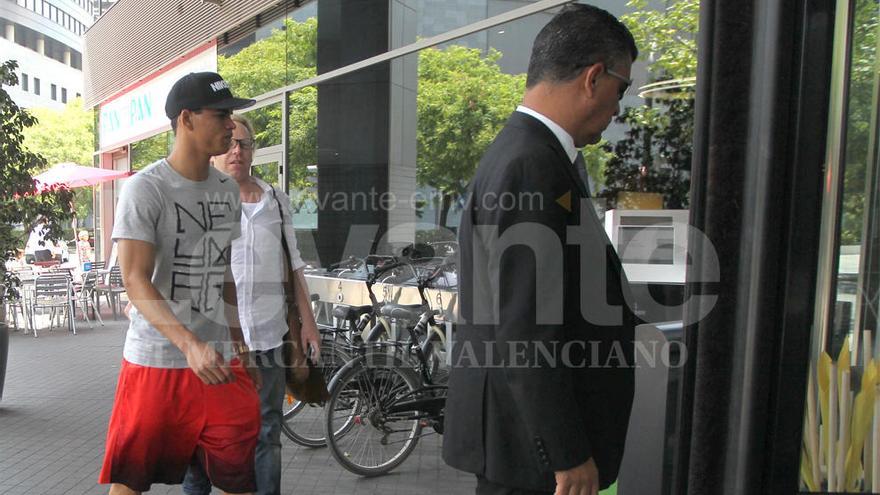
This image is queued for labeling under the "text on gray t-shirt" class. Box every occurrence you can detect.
[112,159,241,368]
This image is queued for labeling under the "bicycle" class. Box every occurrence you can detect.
[322,261,451,476]
[282,256,453,448]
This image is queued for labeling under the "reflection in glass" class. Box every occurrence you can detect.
[287,88,318,230]
[416,46,525,232]
[251,161,280,188]
[130,131,171,172]
[830,0,878,352]
[801,0,879,492]
[218,17,317,96]
[241,103,284,149]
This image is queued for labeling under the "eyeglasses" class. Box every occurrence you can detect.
[605,68,633,101]
[230,138,255,151]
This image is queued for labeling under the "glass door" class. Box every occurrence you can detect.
[800,0,880,491]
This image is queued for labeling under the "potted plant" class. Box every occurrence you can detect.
[0,60,74,400]
[598,97,694,211]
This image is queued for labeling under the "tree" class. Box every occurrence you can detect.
[416,45,525,227]
[599,0,699,209]
[219,17,318,211]
[623,0,699,81]
[0,60,74,307]
[21,97,96,228]
[601,98,694,209]
[217,19,527,227]
[22,97,94,166]
[838,0,877,245]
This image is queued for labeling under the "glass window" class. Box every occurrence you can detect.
[21,73,28,92]
[50,83,57,100]
[240,103,282,149]
[295,10,552,263]
[823,0,879,355]
[34,77,40,95]
[218,16,317,97]
[130,131,172,172]
[61,87,67,103]
[215,1,673,267]
[800,0,880,492]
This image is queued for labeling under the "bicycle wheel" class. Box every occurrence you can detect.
[324,350,422,476]
[281,341,351,448]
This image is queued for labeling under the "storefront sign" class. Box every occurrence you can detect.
[98,46,217,150]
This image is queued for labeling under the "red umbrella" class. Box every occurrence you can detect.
[34,162,131,191]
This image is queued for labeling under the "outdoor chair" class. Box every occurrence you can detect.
[74,271,103,328]
[30,273,76,337]
[95,265,125,320]
[5,265,36,333]
[2,284,31,333]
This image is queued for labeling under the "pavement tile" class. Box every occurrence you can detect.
[0,317,476,494]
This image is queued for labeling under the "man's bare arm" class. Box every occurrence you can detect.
[293,267,321,358]
[117,238,232,385]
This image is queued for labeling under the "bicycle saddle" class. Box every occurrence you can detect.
[332,304,373,321]
[379,303,426,321]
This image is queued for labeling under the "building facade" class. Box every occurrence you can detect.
[82,0,643,264]
[0,0,110,109]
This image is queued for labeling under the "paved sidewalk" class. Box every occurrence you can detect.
[0,317,476,495]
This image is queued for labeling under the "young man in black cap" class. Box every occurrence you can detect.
[98,72,260,495]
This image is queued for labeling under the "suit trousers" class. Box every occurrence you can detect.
[476,475,553,495]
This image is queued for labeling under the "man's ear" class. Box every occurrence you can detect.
[179,110,195,132]
[583,63,604,98]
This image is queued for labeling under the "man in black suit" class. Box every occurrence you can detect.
[443,5,638,495]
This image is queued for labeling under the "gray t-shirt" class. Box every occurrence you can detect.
[112,159,242,368]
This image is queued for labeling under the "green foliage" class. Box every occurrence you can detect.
[599,0,699,208]
[0,60,75,299]
[838,0,878,245]
[581,140,614,190]
[131,131,171,172]
[218,19,525,227]
[600,99,694,209]
[622,0,699,80]
[219,17,317,206]
[22,97,94,167]
[21,97,97,230]
[417,46,525,225]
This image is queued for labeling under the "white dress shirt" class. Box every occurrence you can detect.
[516,105,595,195]
[231,177,306,352]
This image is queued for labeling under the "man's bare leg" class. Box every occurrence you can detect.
[109,483,139,495]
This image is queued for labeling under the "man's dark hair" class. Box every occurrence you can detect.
[526,4,638,88]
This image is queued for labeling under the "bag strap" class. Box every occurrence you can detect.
[270,188,298,309]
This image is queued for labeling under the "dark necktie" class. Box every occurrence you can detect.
[574,151,591,198]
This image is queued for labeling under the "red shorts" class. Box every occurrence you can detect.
[99,359,260,493]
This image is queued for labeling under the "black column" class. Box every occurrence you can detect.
[316,0,391,265]
[675,1,835,493]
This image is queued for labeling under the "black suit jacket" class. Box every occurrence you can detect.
[443,111,636,492]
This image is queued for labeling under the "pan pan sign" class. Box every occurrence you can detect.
[98,46,217,150]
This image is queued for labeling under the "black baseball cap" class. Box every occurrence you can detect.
[164,72,255,119]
